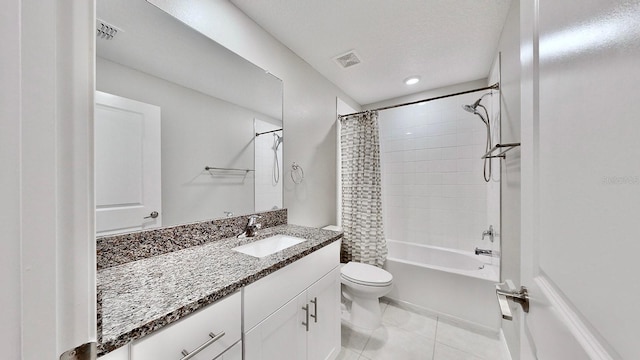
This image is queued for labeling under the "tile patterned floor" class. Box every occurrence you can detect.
[338,301,505,360]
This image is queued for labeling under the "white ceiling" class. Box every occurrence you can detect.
[230,0,512,106]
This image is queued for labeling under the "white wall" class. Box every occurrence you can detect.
[97,57,275,225]
[0,1,22,358]
[374,80,500,253]
[1,1,96,358]
[487,59,502,267]
[492,1,522,358]
[146,0,361,227]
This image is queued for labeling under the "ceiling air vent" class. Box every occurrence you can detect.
[333,50,362,69]
[96,19,122,40]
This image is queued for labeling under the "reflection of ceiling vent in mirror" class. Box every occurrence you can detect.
[333,50,362,69]
[96,19,121,40]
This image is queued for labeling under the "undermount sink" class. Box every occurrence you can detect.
[232,234,307,258]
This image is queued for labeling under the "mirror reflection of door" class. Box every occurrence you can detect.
[95,91,161,235]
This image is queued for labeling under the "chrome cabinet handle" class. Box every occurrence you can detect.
[301,305,309,332]
[310,297,318,323]
[144,211,159,219]
[180,331,225,360]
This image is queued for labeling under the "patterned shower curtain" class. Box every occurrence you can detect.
[339,111,387,267]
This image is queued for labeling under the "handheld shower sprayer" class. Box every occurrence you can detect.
[272,132,283,184]
[274,133,283,150]
[462,93,493,182]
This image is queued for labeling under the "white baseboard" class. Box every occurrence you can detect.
[499,329,513,360]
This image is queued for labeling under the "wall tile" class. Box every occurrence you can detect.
[379,92,493,252]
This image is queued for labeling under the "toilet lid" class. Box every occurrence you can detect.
[341,262,393,286]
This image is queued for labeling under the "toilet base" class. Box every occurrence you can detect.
[339,262,393,331]
[348,295,383,330]
[342,285,386,331]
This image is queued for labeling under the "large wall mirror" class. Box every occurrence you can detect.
[95,0,283,235]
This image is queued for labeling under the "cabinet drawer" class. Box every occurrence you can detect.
[244,241,340,331]
[131,292,241,360]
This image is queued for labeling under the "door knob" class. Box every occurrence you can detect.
[144,211,159,219]
[495,281,529,320]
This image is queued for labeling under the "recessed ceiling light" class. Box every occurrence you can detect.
[404,76,420,85]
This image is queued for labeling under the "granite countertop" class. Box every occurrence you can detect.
[97,224,343,354]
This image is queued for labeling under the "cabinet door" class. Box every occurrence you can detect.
[216,341,242,360]
[307,267,341,360]
[245,292,307,360]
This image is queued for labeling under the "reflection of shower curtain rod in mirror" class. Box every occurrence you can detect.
[340,82,500,117]
[204,166,255,172]
[255,128,283,137]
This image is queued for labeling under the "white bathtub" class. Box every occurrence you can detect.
[384,240,501,331]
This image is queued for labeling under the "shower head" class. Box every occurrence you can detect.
[462,104,478,114]
[274,133,283,150]
[462,94,488,114]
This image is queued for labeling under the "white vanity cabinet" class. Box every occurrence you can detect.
[99,240,341,360]
[217,341,242,360]
[98,345,129,360]
[306,267,341,360]
[130,291,241,360]
[244,241,341,360]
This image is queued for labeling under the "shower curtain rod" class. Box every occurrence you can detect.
[339,82,500,118]
[255,128,283,137]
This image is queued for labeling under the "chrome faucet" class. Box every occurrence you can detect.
[237,215,261,238]
[482,225,495,242]
[475,247,493,256]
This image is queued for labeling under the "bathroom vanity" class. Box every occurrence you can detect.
[96,211,342,360]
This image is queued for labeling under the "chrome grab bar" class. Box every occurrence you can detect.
[302,304,310,331]
[310,297,318,323]
[180,331,225,360]
[495,281,529,321]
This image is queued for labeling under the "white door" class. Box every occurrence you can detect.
[307,267,340,360]
[95,91,162,235]
[244,292,308,360]
[519,1,640,359]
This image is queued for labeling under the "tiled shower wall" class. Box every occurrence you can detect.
[379,91,499,253]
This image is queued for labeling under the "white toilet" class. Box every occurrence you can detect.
[340,262,393,330]
[322,225,393,330]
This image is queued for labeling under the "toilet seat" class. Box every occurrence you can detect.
[341,262,393,287]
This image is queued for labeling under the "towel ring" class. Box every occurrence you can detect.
[291,162,304,184]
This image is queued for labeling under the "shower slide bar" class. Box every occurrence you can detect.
[255,128,283,137]
[481,143,521,159]
[339,82,500,118]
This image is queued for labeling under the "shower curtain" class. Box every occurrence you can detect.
[339,111,387,267]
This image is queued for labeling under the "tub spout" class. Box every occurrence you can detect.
[475,247,492,256]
